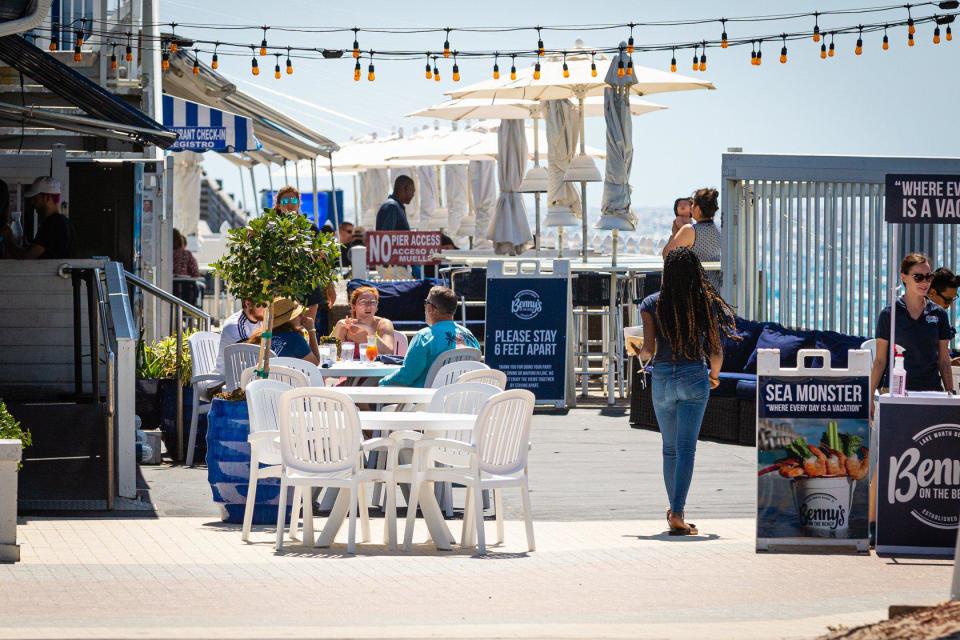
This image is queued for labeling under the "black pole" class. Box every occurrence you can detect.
[86,270,100,403]
[72,269,83,399]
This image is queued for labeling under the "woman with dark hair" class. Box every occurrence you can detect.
[870,253,955,416]
[638,247,737,535]
[662,188,722,286]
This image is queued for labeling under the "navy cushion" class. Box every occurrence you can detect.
[714,371,756,398]
[736,379,757,400]
[722,317,765,373]
[814,330,868,369]
[348,278,443,322]
[744,325,808,373]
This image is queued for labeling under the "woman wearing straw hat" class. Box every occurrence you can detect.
[248,297,321,364]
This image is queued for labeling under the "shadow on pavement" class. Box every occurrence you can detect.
[629,531,722,542]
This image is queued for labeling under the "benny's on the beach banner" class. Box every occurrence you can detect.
[756,349,872,552]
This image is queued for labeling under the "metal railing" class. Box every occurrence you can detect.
[124,270,211,462]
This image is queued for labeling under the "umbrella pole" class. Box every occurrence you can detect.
[578,93,588,263]
[248,165,258,215]
[352,174,359,224]
[611,229,619,268]
[283,161,289,185]
[328,155,344,271]
[533,113,541,255]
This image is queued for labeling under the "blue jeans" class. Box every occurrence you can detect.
[651,361,710,514]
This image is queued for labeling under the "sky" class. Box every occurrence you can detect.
[159,0,960,221]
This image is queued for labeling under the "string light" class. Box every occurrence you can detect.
[510,54,517,80]
[212,42,219,69]
[193,50,200,75]
[698,41,706,71]
[48,29,58,52]
[352,28,360,59]
[627,23,635,53]
[353,59,360,81]
[425,53,432,80]
[286,47,293,74]
[856,26,863,54]
[259,26,268,56]
[492,53,499,79]
[367,52,375,81]
[590,51,598,77]
[161,48,170,72]
[828,32,836,56]
[751,41,757,65]
[780,34,788,63]
[534,60,542,80]
[908,6,916,34]
[756,40,763,65]
[274,53,281,79]
[452,51,460,81]
[250,46,259,75]
[883,25,890,50]
[73,43,82,62]
[537,27,544,56]
[125,32,133,61]
[934,22,942,42]
[111,48,118,71]
[618,49,626,76]
[670,48,677,72]
[908,30,915,45]
[813,12,821,42]
[948,24,954,40]
[562,51,569,78]
[443,28,451,58]
[433,56,440,82]
[820,39,827,58]
[721,18,729,48]
[76,21,85,48]
[628,54,635,75]
[167,23,176,52]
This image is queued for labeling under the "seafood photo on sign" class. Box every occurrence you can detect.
[757,419,870,539]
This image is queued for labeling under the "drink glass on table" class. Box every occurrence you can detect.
[365,338,378,364]
[341,342,355,362]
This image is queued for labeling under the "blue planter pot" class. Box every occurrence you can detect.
[206,398,291,525]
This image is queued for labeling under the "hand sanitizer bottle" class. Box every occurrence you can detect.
[890,346,907,397]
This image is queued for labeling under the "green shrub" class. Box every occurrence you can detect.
[0,400,31,470]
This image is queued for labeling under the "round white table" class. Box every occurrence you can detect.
[318,361,400,378]
[334,386,435,406]
[358,411,476,432]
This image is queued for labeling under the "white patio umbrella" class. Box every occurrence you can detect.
[468,159,497,250]
[447,40,714,259]
[597,46,639,267]
[490,119,532,254]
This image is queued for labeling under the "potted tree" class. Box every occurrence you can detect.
[0,400,31,562]
[206,207,339,523]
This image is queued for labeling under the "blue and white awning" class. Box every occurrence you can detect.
[161,94,261,153]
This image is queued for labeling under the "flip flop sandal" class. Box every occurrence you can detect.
[667,510,698,535]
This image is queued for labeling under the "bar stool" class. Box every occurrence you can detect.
[572,272,628,401]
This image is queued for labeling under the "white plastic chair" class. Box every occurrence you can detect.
[239,365,309,390]
[456,368,507,390]
[275,388,393,553]
[186,331,224,467]
[429,360,488,389]
[242,379,303,544]
[423,347,483,387]
[392,331,409,356]
[405,389,536,555]
[224,343,275,392]
[267,357,325,386]
[860,339,877,364]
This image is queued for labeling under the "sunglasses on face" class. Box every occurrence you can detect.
[937,292,958,304]
[356,298,378,306]
[910,273,935,283]
[424,299,436,309]
[279,197,299,205]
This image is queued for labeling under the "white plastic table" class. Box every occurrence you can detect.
[332,386,435,406]
[315,411,477,550]
[318,361,400,378]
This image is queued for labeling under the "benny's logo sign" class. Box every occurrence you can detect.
[511,289,542,320]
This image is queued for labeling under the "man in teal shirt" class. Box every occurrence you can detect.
[379,286,480,388]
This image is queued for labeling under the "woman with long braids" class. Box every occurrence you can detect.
[638,247,737,535]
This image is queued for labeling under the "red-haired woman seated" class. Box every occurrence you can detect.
[331,286,396,357]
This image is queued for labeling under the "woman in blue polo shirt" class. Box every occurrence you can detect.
[871,253,955,414]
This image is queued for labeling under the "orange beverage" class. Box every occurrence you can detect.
[365,342,378,363]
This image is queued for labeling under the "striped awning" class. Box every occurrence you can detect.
[161,94,261,153]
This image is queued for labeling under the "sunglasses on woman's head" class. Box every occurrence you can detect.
[279,197,299,205]
[910,273,935,283]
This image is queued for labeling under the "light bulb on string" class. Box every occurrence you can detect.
[813,12,821,42]
[274,54,281,79]
[721,18,728,48]
[591,51,597,77]
[161,49,170,72]
[698,42,706,71]
[251,47,259,76]
[212,43,219,70]
[452,52,460,82]
[820,41,827,58]
[76,20,85,48]
[627,24,635,54]
[510,54,517,80]
[883,28,890,50]
[125,32,132,62]
[286,48,293,74]
[947,25,953,41]
[433,56,440,82]
[934,24,942,44]
[193,50,200,76]
[828,32,835,57]
[562,52,569,78]
[750,41,757,65]
[629,55,636,75]
[425,54,432,80]
[48,30,58,52]
[534,60,542,80]
[689,45,697,72]
[756,41,763,65]
[908,6,916,35]
[908,30,915,46]
[367,57,375,82]
[492,53,500,79]
[856,26,863,55]
[73,43,82,62]
[443,28,451,58]
[537,27,544,56]
[353,60,361,81]
[780,34,788,63]
[260,26,268,56]
[167,23,176,53]
[111,48,118,71]
[352,29,360,59]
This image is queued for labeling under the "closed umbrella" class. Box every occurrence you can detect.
[489,119,532,254]
[545,99,582,218]
[597,45,638,242]
[445,164,470,242]
[417,165,439,230]
[468,159,497,250]
[360,168,390,228]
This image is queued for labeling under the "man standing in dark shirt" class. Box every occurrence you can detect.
[0,177,74,260]
[375,175,415,231]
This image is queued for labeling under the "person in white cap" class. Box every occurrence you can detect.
[0,177,74,259]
